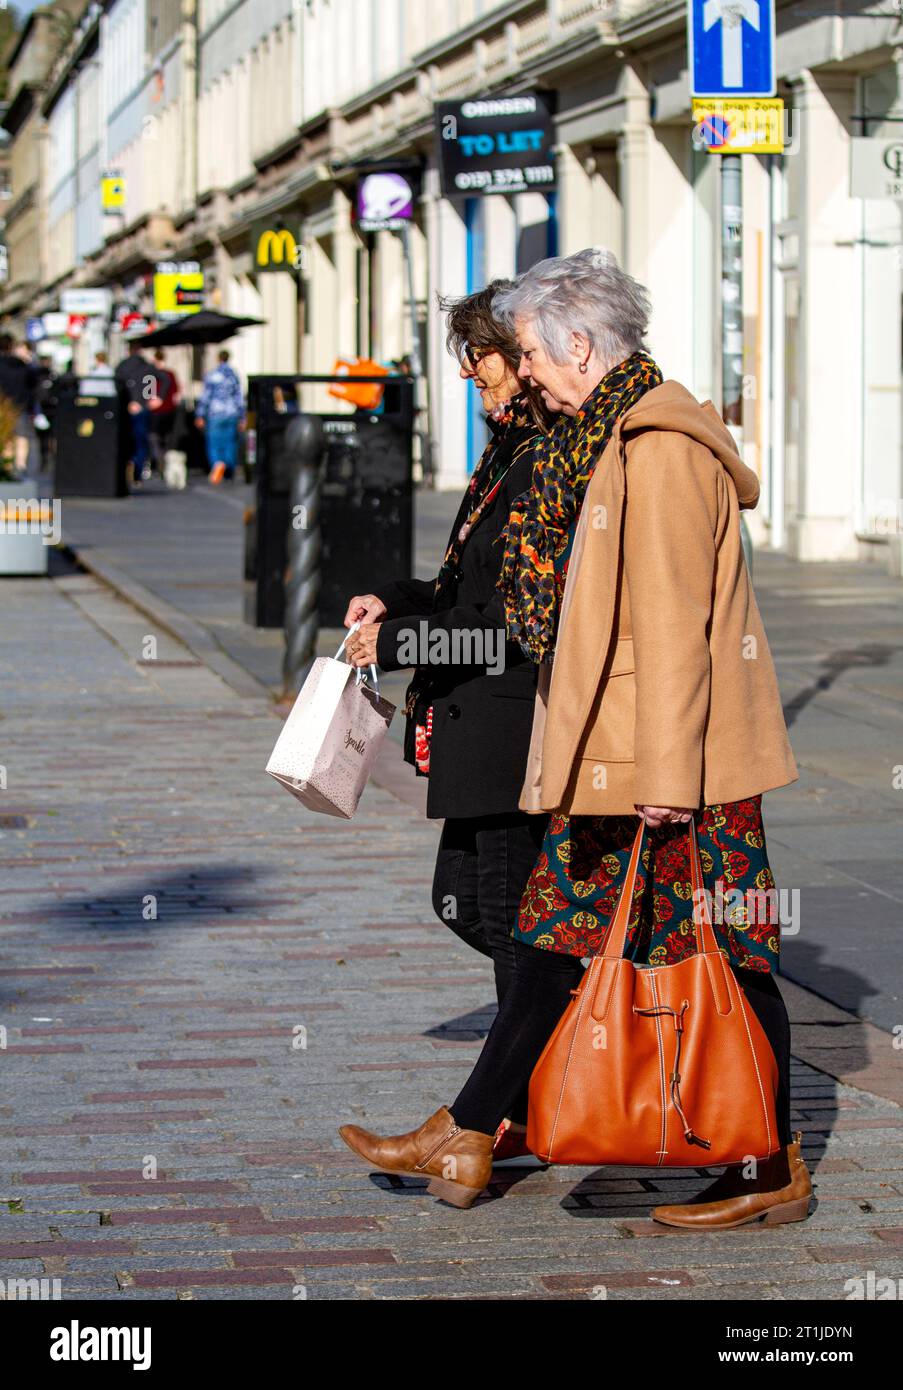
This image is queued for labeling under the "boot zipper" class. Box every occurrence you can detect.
[415,1123,463,1171]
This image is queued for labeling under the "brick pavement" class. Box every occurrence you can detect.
[0,536,902,1300]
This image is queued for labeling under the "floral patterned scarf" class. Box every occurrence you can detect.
[496,350,663,663]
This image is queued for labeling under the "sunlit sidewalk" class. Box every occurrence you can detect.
[0,497,900,1298]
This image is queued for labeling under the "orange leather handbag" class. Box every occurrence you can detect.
[527,821,780,1168]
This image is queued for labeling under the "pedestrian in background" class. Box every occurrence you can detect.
[91,350,115,378]
[0,334,39,478]
[114,341,155,486]
[148,349,180,474]
[195,348,245,484]
[12,340,42,477]
[342,282,553,1168]
[32,351,56,474]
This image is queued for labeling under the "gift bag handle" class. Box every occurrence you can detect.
[336,621,380,693]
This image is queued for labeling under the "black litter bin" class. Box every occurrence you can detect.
[53,379,127,498]
[245,374,414,629]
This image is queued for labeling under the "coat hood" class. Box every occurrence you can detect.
[619,379,760,509]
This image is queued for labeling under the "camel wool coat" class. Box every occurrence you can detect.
[519,380,798,816]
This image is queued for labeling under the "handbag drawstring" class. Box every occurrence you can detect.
[632,999,711,1150]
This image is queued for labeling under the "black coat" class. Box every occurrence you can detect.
[375,419,538,820]
[0,353,38,411]
[114,353,151,406]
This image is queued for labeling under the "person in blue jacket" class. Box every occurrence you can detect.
[195,349,245,483]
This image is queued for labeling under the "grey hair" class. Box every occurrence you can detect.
[491,248,651,367]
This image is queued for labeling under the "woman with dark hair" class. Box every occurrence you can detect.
[342,280,552,1166]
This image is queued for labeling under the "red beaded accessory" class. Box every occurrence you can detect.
[414,704,434,775]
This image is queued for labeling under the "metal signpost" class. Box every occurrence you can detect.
[689,0,776,440]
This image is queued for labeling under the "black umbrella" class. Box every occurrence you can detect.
[130,310,265,347]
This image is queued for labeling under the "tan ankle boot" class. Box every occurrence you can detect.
[652,1132,812,1230]
[339,1106,494,1209]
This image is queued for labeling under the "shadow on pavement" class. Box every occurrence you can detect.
[783,643,895,729]
[424,1004,497,1043]
[33,865,268,933]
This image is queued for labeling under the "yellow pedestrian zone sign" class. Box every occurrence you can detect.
[692,98,784,155]
[153,262,204,318]
[254,225,299,273]
[101,174,125,209]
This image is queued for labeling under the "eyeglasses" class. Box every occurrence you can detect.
[462,341,488,369]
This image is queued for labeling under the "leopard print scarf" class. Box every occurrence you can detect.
[496,350,663,663]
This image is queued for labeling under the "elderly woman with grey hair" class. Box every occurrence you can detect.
[339,249,809,1229]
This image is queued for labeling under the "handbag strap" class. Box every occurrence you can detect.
[601,819,720,961]
[336,621,380,693]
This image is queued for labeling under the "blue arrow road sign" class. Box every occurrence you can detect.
[689,0,776,97]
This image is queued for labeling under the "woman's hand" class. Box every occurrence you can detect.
[346,624,381,668]
[344,594,387,627]
[635,805,694,829]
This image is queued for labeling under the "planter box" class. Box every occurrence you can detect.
[0,481,51,576]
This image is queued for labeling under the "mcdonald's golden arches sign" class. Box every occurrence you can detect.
[253,224,301,273]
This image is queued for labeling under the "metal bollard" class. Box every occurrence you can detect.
[282,413,326,697]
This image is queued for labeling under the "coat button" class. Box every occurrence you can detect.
[448,704,462,719]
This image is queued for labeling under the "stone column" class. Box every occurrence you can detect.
[426,163,468,491]
[788,69,860,561]
[617,65,651,285]
[332,184,357,364]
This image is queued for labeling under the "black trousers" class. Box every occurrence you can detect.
[148,411,175,467]
[432,813,548,1124]
[450,940,793,1150]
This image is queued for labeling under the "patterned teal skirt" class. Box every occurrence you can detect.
[514,797,780,973]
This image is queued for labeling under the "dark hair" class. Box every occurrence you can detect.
[218,349,230,362]
[437,281,551,431]
[0,333,13,353]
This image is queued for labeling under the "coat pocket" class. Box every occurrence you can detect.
[580,637,636,764]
